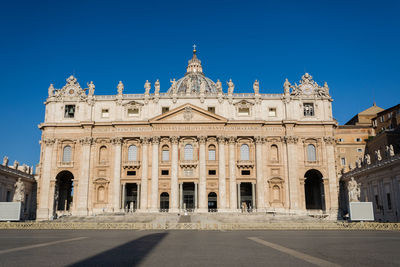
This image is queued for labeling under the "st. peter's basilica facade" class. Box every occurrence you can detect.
[36,48,338,220]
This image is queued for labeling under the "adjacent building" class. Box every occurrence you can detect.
[36,49,340,220]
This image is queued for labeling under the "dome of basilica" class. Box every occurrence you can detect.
[168,47,218,94]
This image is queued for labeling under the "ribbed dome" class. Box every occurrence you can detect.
[168,47,217,94]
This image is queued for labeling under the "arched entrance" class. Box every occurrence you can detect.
[160,192,169,211]
[208,192,217,212]
[304,169,325,210]
[54,171,74,212]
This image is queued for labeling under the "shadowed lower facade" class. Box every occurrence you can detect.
[36,49,339,220]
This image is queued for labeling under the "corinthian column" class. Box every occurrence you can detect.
[140,137,149,211]
[228,136,237,211]
[198,136,207,212]
[37,138,55,221]
[170,136,179,212]
[150,136,160,211]
[255,136,265,212]
[77,137,93,215]
[284,135,299,210]
[324,136,338,214]
[112,137,123,211]
[218,136,227,211]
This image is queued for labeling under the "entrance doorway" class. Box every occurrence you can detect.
[208,192,217,212]
[304,169,325,210]
[160,192,169,211]
[124,183,138,212]
[183,182,195,210]
[54,171,74,212]
[240,183,254,211]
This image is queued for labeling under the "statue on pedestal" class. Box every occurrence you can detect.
[348,177,360,202]
[375,150,382,161]
[144,80,151,95]
[154,79,160,95]
[2,156,8,166]
[87,81,95,96]
[253,80,259,94]
[13,178,25,202]
[216,79,222,93]
[283,78,291,95]
[227,79,234,94]
[365,154,371,165]
[117,81,124,95]
[48,84,54,97]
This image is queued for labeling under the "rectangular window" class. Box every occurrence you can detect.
[208,149,216,161]
[303,103,314,116]
[380,116,384,122]
[128,108,139,117]
[162,150,169,161]
[387,193,392,210]
[355,138,362,142]
[372,120,377,127]
[161,170,169,176]
[208,107,215,113]
[208,170,216,175]
[357,148,363,153]
[127,171,136,176]
[388,113,392,119]
[338,138,344,142]
[6,191,11,202]
[268,108,277,117]
[241,170,251,176]
[101,109,109,118]
[162,107,169,114]
[238,107,250,116]
[341,158,346,166]
[64,105,75,118]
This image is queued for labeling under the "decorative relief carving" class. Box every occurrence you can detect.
[183,106,193,121]
[289,73,330,98]
[255,136,265,144]
[170,136,179,144]
[43,138,56,146]
[111,137,123,145]
[228,136,236,144]
[217,136,226,144]
[140,137,150,145]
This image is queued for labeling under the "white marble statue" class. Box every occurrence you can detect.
[48,84,54,97]
[117,81,124,95]
[253,80,259,94]
[389,144,395,157]
[375,150,382,161]
[186,79,192,95]
[348,177,360,202]
[154,79,160,95]
[200,80,206,94]
[170,78,177,94]
[216,79,222,93]
[13,160,19,169]
[144,80,151,95]
[3,156,8,166]
[13,178,25,202]
[365,154,371,165]
[87,81,95,96]
[283,78,291,95]
[323,82,329,95]
[227,79,234,94]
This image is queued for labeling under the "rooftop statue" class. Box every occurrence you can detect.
[375,150,382,161]
[283,78,291,95]
[48,84,54,97]
[3,156,8,166]
[87,81,95,96]
[227,79,234,94]
[200,80,206,94]
[117,81,124,95]
[253,80,259,94]
[154,79,160,95]
[389,144,395,157]
[216,79,222,93]
[144,80,151,95]
[170,78,177,94]
[365,154,371,165]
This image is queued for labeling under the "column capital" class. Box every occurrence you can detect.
[151,136,160,144]
[198,136,207,144]
[170,136,179,144]
[111,137,123,145]
[217,135,226,144]
[43,138,56,146]
[283,135,298,144]
[255,136,265,144]
[323,136,336,145]
[228,136,237,144]
[79,137,94,145]
[140,136,151,144]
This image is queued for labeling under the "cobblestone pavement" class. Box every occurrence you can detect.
[0,230,399,267]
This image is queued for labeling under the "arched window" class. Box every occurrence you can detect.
[270,145,279,162]
[208,145,216,161]
[128,145,137,161]
[240,144,250,161]
[307,144,316,162]
[62,145,72,163]
[184,144,193,160]
[99,146,107,163]
[162,145,169,162]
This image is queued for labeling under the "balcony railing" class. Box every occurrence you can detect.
[236,160,254,169]
[179,160,198,169]
[123,161,141,169]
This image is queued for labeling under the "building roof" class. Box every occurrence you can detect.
[358,103,384,115]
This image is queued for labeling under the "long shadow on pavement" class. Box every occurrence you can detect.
[68,232,168,267]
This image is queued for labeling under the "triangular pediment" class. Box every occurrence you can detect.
[149,104,227,124]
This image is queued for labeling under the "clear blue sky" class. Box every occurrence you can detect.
[0,0,399,168]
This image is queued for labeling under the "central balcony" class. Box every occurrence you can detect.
[236,160,254,169]
[179,160,198,169]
